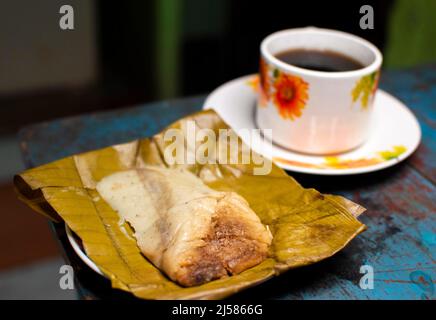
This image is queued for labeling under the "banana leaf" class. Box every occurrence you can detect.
[14,109,366,300]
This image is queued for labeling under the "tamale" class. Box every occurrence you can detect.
[96,166,272,286]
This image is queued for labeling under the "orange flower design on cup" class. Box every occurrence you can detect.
[258,58,270,107]
[273,73,309,120]
[250,60,310,120]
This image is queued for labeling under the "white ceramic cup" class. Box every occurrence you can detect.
[256,27,382,154]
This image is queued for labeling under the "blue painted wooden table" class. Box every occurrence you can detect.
[18,65,435,300]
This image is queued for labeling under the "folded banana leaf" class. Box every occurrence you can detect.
[14,109,366,300]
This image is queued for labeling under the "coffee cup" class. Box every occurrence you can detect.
[256,27,382,154]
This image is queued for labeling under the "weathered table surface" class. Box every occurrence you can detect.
[19,65,435,300]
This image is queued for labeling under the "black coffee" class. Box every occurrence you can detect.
[275,49,364,72]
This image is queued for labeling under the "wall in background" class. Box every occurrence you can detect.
[0,0,98,96]
[384,0,436,68]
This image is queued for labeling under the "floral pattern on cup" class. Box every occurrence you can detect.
[352,70,380,109]
[257,59,309,120]
[273,72,309,120]
[258,58,270,107]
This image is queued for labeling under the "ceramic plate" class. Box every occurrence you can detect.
[203,74,421,175]
[65,224,104,276]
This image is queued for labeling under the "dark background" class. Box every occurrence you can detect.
[3,0,436,135]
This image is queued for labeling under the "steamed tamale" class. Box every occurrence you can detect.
[96,166,273,286]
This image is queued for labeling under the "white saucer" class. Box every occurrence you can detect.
[203,74,421,175]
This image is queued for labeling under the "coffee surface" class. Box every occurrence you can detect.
[275,49,364,72]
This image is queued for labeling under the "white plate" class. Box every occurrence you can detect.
[65,224,104,276]
[203,74,421,175]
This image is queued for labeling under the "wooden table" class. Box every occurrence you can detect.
[18,65,435,300]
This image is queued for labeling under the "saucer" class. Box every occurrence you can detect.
[203,74,421,175]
